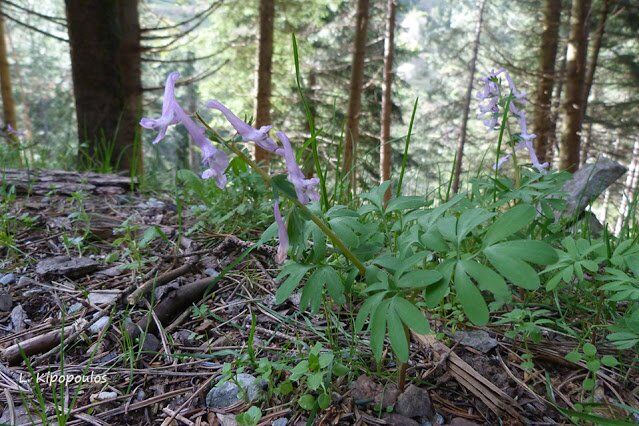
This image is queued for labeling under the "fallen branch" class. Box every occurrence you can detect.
[2,320,85,365]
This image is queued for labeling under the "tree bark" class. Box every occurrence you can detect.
[0,4,18,149]
[254,0,275,164]
[533,0,562,165]
[560,0,591,172]
[342,0,370,195]
[65,0,143,174]
[380,0,397,196]
[547,43,568,164]
[451,0,486,194]
[580,0,610,165]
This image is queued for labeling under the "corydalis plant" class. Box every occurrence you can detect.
[140,72,320,262]
[476,68,548,174]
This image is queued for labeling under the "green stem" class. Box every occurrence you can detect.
[196,114,366,276]
[492,94,512,206]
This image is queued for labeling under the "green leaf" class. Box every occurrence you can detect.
[319,352,334,368]
[386,196,427,212]
[317,392,331,410]
[307,371,324,390]
[583,342,597,357]
[601,355,619,367]
[275,263,313,304]
[361,181,392,211]
[454,262,489,325]
[298,394,316,411]
[355,292,386,333]
[459,260,510,303]
[565,351,582,363]
[290,360,309,381]
[397,270,442,289]
[139,225,167,248]
[582,377,596,391]
[394,297,429,334]
[484,204,535,246]
[586,359,601,372]
[387,305,409,363]
[457,208,494,244]
[370,299,391,361]
[484,249,540,290]
[271,174,298,201]
[487,240,558,265]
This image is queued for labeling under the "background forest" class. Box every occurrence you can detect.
[1,0,637,226]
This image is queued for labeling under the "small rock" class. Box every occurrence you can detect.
[0,273,16,285]
[204,268,219,277]
[272,418,288,426]
[383,413,420,426]
[16,276,36,288]
[95,266,123,278]
[288,292,301,306]
[90,391,118,402]
[88,291,120,305]
[10,304,27,331]
[89,316,110,334]
[141,333,161,353]
[452,330,497,353]
[448,418,480,426]
[68,302,84,314]
[0,291,13,311]
[205,373,264,409]
[396,385,433,419]
[351,374,381,404]
[35,256,99,279]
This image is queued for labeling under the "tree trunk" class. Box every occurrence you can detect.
[579,0,610,165]
[254,0,275,164]
[547,43,568,165]
[380,0,396,197]
[342,0,370,195]
[0,4,18,150]
[65,0,143,174]
[533,0,562,165]
[560,0,591,173]
[451,0,486,194]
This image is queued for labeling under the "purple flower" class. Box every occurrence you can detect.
[275,131,320,205]
[206,100,280,153]
[140,72,229,188]
[273,200,289,264]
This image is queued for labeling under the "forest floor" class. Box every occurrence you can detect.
[0,170,636,426]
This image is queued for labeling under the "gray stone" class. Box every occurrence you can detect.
[383,413,421,426]
[0,273,16,285]
[272,418,288,426]
[141,333,161,353]
[205,373,264,409]
[563,158,627,217]
[204,268,219,277]
[89,316,110,334]
[10,304,27,331]
[452,330,498,353]
[87,291,120,306]
[35,256,99,279]
[0,291,12,311]
[396,385,433,419]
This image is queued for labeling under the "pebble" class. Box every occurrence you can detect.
[89,316,110,334]
[205,373,264,409]
[0,273,15,286]
[396,384,433,419]
[0,291,13,311]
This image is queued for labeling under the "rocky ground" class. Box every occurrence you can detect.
[0,170,636,425]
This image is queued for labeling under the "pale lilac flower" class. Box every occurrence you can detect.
[478,68,549,174]
[140,72,229,188]
[206,100,280,153]
[275,131,320,205]
[273,200,289,263]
